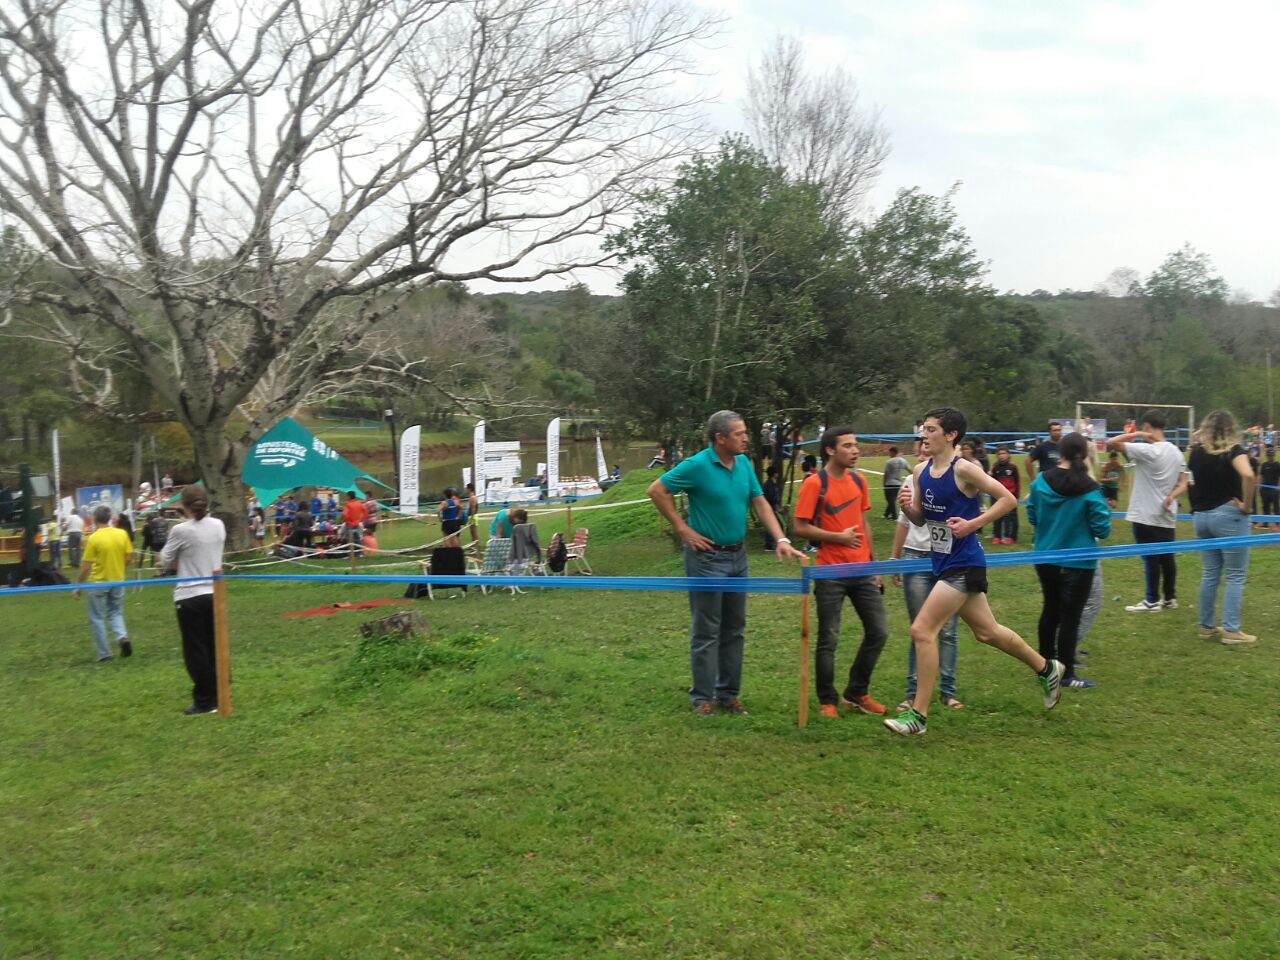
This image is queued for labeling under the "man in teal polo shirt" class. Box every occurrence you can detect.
[648,410,804,715]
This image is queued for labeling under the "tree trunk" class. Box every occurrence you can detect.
[190,424,251,553]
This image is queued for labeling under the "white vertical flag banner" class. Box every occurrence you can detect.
[595,433,608,482]
[398,424,422,514]
[473,420,486,496]
[546,417,561,496]
[462,467,472,487]
[51,429,62,519]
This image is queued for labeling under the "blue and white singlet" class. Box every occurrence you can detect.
[916,456,985,576]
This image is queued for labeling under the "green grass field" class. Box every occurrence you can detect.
[3,467,1279,959]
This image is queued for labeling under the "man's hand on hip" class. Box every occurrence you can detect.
[679,527,714,552]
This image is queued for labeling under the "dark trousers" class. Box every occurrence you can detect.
[883,486,901,519]
[993,508,1019,541]
[66,531,82,567]
[1132,522,1176,603]
[813,576,889,705]
[1035,564,1095,677]
[176,594,218,709]
[1261,489,1279,519]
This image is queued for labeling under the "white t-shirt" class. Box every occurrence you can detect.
[896,472,931,552]
[64,513,84,534]
[1123,441,1185,528]
[159,516,226,601]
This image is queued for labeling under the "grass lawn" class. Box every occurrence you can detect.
[3,467,1279,958]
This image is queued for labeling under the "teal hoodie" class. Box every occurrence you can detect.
[1026,467,1112,569]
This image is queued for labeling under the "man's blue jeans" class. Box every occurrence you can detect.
[86,586,127,659]
[684,545,748,706]
[900,548,959,700]
[1193,503,1251,632]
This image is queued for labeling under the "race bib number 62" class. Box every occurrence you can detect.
[928,521,953,555]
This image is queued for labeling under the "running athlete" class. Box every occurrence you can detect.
[887,407,1064,736]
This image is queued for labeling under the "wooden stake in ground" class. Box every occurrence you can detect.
[797,557,811,728]
[212,574,233,717]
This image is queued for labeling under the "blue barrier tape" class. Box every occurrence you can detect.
[807,532,1280,580]
[5,533,1279,598]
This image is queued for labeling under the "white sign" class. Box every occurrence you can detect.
[398,424,421,514]
[51,428,61,515]
[462,467,472,487]
[546,416,561,497]
[473,420,486,493]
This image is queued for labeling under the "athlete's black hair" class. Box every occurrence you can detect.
[1059,432,1090,467]
[922,407,966,443]
[819,424,857,461]
[1140,409,1167,430]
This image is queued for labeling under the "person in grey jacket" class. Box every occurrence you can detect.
[509,509,541,572]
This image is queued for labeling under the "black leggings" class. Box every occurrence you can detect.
[1035,564,1095,676]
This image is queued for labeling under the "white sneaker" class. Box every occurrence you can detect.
[1162,599,1179,610]
[1125,599,1162,612]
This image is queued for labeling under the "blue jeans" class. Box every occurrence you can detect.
[1193,503,1250,632]
[86,586,127,659]
[993,508,1018,542]
[901,548,959,699]
[684,545,748,705]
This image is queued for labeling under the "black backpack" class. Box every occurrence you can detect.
[546,533,568,573]
[148,515,168,549]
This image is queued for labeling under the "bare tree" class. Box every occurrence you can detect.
[0,0,715,544]
[1094,266,1143,298]
[745,35,889,224]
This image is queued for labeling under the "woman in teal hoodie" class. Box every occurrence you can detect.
[1026,432,1112,688]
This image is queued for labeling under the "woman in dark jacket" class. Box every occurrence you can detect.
[1026,432,1112,688]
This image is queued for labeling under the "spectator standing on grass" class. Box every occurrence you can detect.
[64,509,85,567]
[293,501,314,549]
[250,507,267,551]
[647,410,804,716]
[990,446,1021,544]
[1026,421,1063,481]
[309,492,322,522]
[790,426,890,718]
[341,491,366,557]
[890,437,963,711]
[1188,410,1257,645]
[1026,433,1112,689]
[1100,452,1123,508]
[1259,449,1280,528]
[465,483,480,544]
[73,505,134,662]
[364,494,380,536]
[43,517,61,568]
[158,486,227,715]
[438,487,464,547]
[1107,410,1187,613]
[881,446,911,521]
[761,467,782,550]
[326,492,338,523]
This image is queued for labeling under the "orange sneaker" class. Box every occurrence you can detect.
[818,704,839,719]
[841,694,887,715]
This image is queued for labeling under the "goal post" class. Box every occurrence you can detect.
[1073,401,1196,448]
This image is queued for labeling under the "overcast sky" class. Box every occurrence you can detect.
[682,0,1280,301]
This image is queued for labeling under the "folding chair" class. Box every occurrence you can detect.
[476,537,521,595]
[564,527,592,575]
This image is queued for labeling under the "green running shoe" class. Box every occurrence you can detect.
[883,706,927,736]
[1039,659,1065,710]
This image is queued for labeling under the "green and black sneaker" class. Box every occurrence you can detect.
[883,706,927,737]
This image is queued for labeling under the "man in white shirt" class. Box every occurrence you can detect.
[1107,409,1188,612]
[64,509,85,567]
[159,487,227,715]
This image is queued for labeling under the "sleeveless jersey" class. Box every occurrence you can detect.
[916,456,985,575]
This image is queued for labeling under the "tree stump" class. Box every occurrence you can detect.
[360,611,428,640]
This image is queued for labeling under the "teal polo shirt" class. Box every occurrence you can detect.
[660,445,763,546]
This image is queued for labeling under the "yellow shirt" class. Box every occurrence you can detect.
[82,527,132,583]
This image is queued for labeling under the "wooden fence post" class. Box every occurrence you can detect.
[213,574,233,718]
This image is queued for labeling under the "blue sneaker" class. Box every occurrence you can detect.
[1063,676,1096,689]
